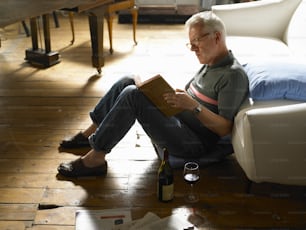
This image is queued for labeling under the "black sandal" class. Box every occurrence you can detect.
[59,132,90,148]
[57,158,107,177]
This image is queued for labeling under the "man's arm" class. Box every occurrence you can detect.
[164,89,233,137]
[192,103,233,137]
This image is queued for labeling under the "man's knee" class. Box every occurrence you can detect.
[122,84,138,96]
[121,85,148,110]
[118,76,136,87]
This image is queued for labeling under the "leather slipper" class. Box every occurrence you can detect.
[60,132,90,148]
[57,158,107,177]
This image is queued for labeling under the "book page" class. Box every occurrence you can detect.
[138,75,183,117]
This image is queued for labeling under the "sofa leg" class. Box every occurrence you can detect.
[245,179,253,194]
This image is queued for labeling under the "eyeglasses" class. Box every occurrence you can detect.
[186,33,211,49]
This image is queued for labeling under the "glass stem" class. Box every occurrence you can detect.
[190,184,194,197]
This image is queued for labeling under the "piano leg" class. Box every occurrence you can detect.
[88,8,106,75]
[25,14,60,68]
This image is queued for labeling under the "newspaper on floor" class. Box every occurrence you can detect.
[75,209,132,230]
[113,212,197,230]
[75,209,197,230]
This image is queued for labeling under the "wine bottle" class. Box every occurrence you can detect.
[157,148,174,202]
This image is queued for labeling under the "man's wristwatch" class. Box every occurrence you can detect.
[192,104,202,115]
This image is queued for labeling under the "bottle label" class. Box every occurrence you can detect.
[161,184,174,201]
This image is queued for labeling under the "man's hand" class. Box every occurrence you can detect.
[163,89,198,111]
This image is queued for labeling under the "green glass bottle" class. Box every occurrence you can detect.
[157,148,174,202]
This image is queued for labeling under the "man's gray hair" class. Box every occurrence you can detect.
[185,11,226,37]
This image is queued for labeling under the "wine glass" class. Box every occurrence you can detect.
[183,162,200,203]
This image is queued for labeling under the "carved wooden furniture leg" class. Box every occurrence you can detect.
[131,5,138,45]
[105,0,138,54]
[88,8,105,74]
[21,21,31,37]
[68,12,75,45]
[105,13,115,54]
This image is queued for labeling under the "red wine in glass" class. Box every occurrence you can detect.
[183,162,200,203]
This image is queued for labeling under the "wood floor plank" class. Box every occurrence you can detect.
[39,188,131,207]
[0,188,44,204]
[0,173,128,190]
[29,226,74,230]
[0,97,99,108]
[0,221,27,230]
[34,207,78,226]
[0,204,37,221]
[194,193,306,228]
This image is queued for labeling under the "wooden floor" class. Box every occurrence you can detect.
[1,13,306,230]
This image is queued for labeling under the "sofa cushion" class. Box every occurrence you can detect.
[243,59,306,101]
[226,36,291,63]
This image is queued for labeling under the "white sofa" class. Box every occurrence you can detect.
[212,0,306,186]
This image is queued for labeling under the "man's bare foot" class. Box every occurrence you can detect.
[81,149,106,168]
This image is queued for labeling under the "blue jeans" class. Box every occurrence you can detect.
[88,76,211,158]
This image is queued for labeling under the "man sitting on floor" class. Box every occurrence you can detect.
[57,11,249,178]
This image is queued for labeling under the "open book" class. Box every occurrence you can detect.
[137,75,183,117]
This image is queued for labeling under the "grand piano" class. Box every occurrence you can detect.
[0,0,114,73]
